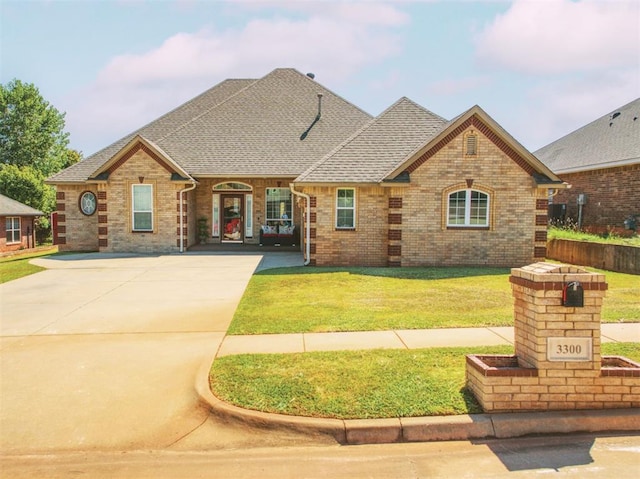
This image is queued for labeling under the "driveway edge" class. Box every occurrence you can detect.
[196,357,640,445]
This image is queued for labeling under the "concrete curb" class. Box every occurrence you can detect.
[196,357,640,445]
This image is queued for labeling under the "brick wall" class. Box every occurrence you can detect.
[54,186,99,252]
[302,125,547,267]
[303,185,388,266]
[101,149,184,253]
[552,164,640,229]
[0,215,37,252]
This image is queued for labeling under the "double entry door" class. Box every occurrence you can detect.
[221,194,243,242]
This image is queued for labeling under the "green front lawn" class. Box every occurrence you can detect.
[210,343,640,419]
[0,248,57,284]
[228,266,640,335]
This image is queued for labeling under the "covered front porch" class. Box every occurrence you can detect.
[192,179,303,248]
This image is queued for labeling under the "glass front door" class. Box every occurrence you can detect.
[222,195,243,242]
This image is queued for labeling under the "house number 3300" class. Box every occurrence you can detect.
[547,337,592,362]
[556,344,582,355]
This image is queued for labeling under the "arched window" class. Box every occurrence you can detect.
[447,189,490,228]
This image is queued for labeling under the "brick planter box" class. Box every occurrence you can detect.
[466,262,640,412]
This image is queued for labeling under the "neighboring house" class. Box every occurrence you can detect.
[0,194,43,252]
[47,68,565,267]
[535,98,640,232]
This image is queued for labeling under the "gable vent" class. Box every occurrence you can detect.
[465,133,478,156]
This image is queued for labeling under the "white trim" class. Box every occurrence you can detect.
[212,194,220,237]
[335,188,356,229]
[5,216,21,244]
[265,187,293,224]
[245,194,253,238]
[132,184,153,231]
[446,189,490,227]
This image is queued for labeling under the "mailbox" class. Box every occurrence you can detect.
[562,281,584,307]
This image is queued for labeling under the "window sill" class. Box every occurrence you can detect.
[131,230,154,233]
[446,226,490,231]
[335,227,356,231]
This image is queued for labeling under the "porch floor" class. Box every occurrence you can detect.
[187,243,302,254]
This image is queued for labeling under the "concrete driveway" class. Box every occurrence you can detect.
[0,252,318,454]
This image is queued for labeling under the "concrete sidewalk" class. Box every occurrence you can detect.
[206,318,640,445]
[216,323,640,356]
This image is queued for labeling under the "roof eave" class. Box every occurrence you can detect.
[89,135,195,182]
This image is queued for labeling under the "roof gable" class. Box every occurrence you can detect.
[387,105,564,186]
[295,97,448,183]
[534,97,640,174]
[89,135,194,182]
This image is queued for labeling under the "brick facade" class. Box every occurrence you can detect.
[0,215,38,252]
[54,124,551,264]
[55,184,100,252]
[301,125,549,268]
[552,164,640,230]
[56,162,302,253]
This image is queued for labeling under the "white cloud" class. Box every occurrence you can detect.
[65,4,409,154]
[475,0,640,74]
[512,69,639,151]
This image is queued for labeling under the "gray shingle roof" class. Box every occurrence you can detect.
[48,69,372,183]
[535,97,640,174]
[0,194,44,216]
[295,97,448,183]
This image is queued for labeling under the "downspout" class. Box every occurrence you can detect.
[289,183,311,266]
[179,181,197,253]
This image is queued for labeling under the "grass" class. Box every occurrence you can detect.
[210,342,640,419]
[548,226,640,247]
[227,266,640,335]
[0,247,58,284]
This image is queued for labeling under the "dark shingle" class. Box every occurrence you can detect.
[48,69,372,182]
[535,98,640,174]
[296,97,448,183]
[0,194,43,216]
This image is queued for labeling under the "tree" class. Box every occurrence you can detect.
[0,164,53,211]
[0,79,80,244]
[0,79,70,177]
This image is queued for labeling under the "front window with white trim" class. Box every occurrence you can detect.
[265,188,292,225]
[336,188,355,229]
[6,217,20,243]
[132,184,153,231]
[447,189,489,227]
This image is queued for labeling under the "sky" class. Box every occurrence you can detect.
[1,0,639,158]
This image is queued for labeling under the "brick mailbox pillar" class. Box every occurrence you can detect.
[510,262,607,374]
[466,262,640,412]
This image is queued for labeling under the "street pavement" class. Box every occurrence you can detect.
[3,434,640,478]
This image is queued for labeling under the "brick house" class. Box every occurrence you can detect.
[535,97,640,233]
[0,194,43,252]
[47,68,566,266]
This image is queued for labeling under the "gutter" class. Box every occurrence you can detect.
[289,183,311,266]
[179,181,197,253]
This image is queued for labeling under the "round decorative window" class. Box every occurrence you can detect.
[79,191,97,216]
